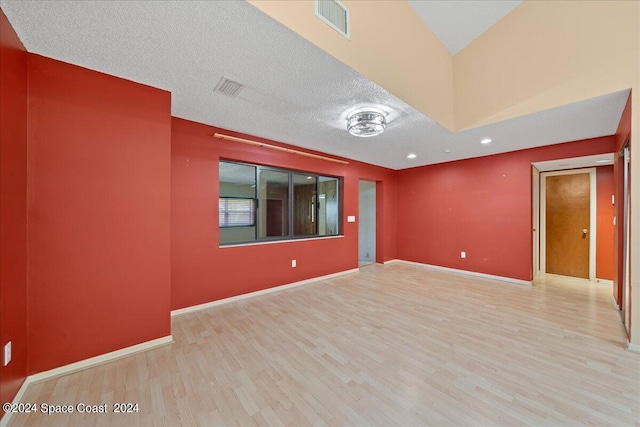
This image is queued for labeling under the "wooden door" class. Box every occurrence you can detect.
[545,173,590,278]
[266,199,283,236]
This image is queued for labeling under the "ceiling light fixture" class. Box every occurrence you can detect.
[407,153,417,159]
[480,138,492,144]
[595,159,612,163]
[347,111,386,137]
[442,149,451,154]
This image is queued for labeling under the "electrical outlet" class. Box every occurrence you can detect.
[461,251,466,259]
[292,259,297,268]
[4,341,11,366]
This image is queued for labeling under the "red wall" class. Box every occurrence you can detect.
[613,94,631,306]
[171,118,396,310]
[0,8,29,417]
[396,137,616,282]
[27,55,172,373]
[596,166,614,281]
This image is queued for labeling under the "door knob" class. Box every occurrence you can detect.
[582,228,588,234]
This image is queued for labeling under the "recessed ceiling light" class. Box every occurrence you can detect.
[480,138,492,144]
[347,111,386,137]
[595,159,612,163]
[407,153,417,159]
[306,176,313,179]
[442,149,451,154]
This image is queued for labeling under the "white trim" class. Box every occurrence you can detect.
[28,335,173,383]
[610,295,620,311]
[540,168,596,281]
[532,166,541,276]
[626,340,640,354]
[171,268,360,317]
[0,335,173,427]
[596,278,614,285]
[0,377,31,427]
[220,234,343,249]
[390,260,532,286]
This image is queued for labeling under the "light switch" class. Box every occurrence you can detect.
[4,341,11,366]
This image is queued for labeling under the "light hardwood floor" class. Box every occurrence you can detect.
[7,264,640,426]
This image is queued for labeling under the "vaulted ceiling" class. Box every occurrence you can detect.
[0,0,628,169]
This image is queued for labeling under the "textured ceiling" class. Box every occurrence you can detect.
[0,0,628,170]
[407,0,523,55]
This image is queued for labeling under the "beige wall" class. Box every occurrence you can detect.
[247,0,455,130]
[453,0,638,130]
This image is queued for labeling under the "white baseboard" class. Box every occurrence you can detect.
[0,335,172,427]
[387,259,532,286]
[383,259,401,265]
[610,295,620,310]
[626,340,640,354]
[171,268,360,317]
[0,376,31,427]
[28,335,173,383]
[596,278,614,285]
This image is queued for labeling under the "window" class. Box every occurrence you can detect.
[258,169,290,238]
[219,198,255,227]
[219,160,341,245]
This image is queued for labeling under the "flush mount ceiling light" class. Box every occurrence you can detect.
[347,111,386,137]
[407,153,417,159]
[480,138,492,144]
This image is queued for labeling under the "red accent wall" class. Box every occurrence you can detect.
[396,137,616,282]
[614,94,631,306]
[171,118,396,310]
[596,166,614,281]
[0,8,29,416]
[27,55,172,373]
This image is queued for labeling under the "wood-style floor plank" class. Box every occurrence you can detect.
[8,264,640,426]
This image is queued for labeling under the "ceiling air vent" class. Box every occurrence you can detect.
[315,0,350,39]
[215,77,244,98]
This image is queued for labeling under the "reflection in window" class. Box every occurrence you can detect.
[219,198,255,227]
[318,176,339,236]
[258,170,289,238]
[294,174,317,236]
[219,162,256,244]
[219,160,341,245]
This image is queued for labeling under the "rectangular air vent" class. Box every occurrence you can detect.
[315,0,350,39]
[215,77,244,97]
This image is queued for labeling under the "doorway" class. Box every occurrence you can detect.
[540,168,596,280]
[358,180,376,266]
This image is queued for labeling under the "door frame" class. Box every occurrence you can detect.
[358,179,377,265]
[540,168,596,281]
[532,166,541,277]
